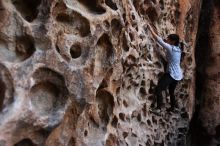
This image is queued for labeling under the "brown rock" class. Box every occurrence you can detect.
[199,0,220,136]
[0,0,202,146]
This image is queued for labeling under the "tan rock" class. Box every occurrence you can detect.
[0,0,201,146]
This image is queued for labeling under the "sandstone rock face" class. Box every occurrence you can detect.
[191,0,220,146]
[200,0,220,134]
[0,0,201,146]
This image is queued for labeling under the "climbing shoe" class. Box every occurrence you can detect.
[166,107,179,113]
[149,107,162,115]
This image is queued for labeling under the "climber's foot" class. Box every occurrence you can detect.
[150,107,162,115]
[166,107,179,113]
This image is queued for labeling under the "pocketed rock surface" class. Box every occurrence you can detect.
[0,0,201,146]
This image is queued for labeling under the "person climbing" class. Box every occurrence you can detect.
[147,23,184,113]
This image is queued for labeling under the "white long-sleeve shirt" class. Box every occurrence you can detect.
[156,37,183,81]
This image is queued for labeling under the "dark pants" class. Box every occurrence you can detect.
[155,73,178,109]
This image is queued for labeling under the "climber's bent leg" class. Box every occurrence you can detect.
[169,79,178,109]
[154,73,173,109]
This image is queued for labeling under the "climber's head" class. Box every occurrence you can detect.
[165,34,180,46]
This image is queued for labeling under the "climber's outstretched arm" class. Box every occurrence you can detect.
[147,24,172,51]
[147,24,159,40]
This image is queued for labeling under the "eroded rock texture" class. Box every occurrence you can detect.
[0,0,201,146]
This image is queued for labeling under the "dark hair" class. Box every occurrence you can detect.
[167,34,184,51]
[168,34,185,62]
[167,34,180,46]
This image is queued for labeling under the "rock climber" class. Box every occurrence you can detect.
[147,23,184,113]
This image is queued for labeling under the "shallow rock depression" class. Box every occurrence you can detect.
[0,0,202,146]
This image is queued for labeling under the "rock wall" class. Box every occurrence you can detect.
[199,0,220,135]
[189,0,220,145]
[0,0,201,146]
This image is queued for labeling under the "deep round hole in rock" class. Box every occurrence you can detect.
[12,0,41,22]
[96,89,114,124]
[30,81,65,116]
[70,44,82,59]
[0,35,35,62]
